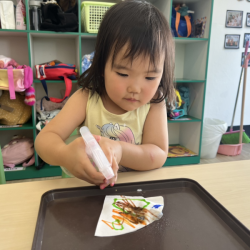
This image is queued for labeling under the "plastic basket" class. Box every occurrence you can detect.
[81,1,115,33]
[217,144,242,156]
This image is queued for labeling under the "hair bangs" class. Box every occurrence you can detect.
[78,0,175,105]
[110,3,164,71]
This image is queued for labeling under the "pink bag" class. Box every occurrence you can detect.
[0,65,33,100]
[2,136,35,168]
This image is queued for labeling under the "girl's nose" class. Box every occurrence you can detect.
[127,83,141,94]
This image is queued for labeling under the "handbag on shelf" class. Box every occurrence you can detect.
[35,62,78,103]
[0,91,32,126]
[0,56,33,100]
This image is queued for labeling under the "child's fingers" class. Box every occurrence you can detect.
[110,157,119,185]
[100,181,109,190]
[87,135,118,189]
[100,158,118,189]
[92,134,101,143]
[82,161,105,184]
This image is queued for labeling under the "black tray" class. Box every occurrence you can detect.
[32,179,250,250]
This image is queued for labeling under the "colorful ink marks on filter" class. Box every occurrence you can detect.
[95,195,164,237]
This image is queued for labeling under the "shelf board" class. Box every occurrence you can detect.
[164,156,200,166]
[0,29,27,36]
[0,122,34,130]
[174,37,209,44]
[5,164,62,181]
[168,115,201,123]
[29,30,79,38]
[175,78,205,83]
[33,79,78,84]
[81,32,97,38]
[0,30,98,38]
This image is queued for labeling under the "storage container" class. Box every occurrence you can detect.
[81,1,115,33]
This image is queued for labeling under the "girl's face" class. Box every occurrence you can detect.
[103,45,164,114]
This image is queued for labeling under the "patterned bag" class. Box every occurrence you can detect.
[35,62,77,103]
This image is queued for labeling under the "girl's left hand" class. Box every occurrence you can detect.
[92,135,122,189]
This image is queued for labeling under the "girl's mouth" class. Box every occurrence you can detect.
[125,98,138,102]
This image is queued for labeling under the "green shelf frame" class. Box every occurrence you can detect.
[175,78,205,83]
[0,122,34,130]
[0,29,27,33]
[0,0,215,175]
[5,164,62,181]
[174,37,209,43]
[33,79,78,84]
[164,156,200,166]
[0,30,99,37]
[164,0,214,166]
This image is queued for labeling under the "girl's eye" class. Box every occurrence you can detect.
[116,72,128,77]
[146,77,156,80]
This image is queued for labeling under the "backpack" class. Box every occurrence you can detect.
[2,136,35,168]
[171,5,193,38]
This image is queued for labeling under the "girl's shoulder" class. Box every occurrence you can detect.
[148,98,166,114]
[72,88,89,99]
[67,88,90,109]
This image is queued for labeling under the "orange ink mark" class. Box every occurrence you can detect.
[101,220,114,230]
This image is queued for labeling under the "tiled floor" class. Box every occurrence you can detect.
[6,144,250,184]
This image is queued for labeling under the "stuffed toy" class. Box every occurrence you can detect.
[0,55,19,69]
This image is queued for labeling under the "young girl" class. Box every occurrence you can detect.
[35,0,175,189]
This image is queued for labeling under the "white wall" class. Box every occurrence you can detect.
[205,0,250,126]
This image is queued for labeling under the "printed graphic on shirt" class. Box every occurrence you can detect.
[96,123,137,144]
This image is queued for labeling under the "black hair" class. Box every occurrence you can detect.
[78,0,175,104]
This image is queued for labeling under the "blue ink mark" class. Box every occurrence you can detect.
[152,204,162,209]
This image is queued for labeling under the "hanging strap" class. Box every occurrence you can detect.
[175,12,192,38]
[7,66,16,100]
[41,75,72,103]
[23,66,33,89]
[175,4,180,12]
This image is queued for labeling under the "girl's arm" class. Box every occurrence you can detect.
[35,89,105,184]
[119,100,168,170]
[96,100,168,172]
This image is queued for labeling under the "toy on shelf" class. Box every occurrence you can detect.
[167,89,185,119]
[177,85,189,115]
[167,85,191,120]
[171,3,194,38]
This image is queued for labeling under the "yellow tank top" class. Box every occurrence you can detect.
[61,91,150,176]
[83,92,150,145]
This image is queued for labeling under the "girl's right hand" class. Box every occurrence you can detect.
[92,135,121,190]
[61,137,105,185]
